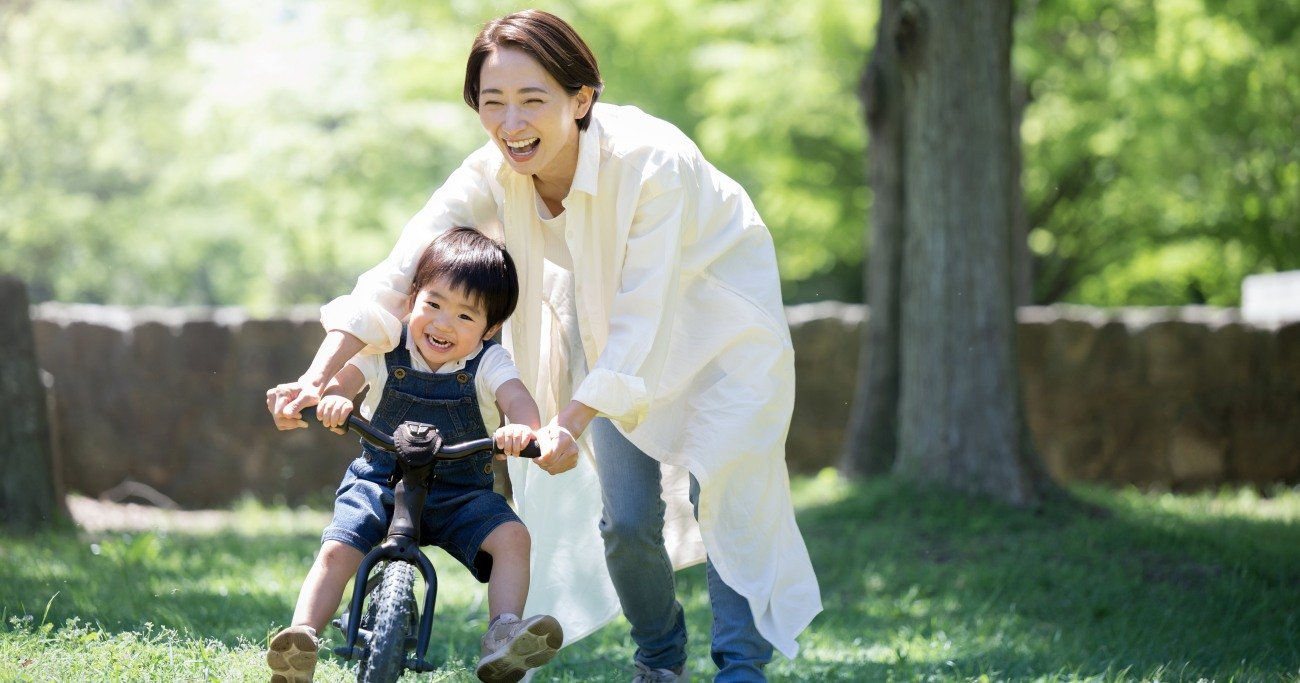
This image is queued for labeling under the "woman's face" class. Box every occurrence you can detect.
[478,47,593,186]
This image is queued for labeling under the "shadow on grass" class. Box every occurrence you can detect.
[3,478,1299,681]
[790,477,1300,680]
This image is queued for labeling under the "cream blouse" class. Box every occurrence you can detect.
[321,103,821,657]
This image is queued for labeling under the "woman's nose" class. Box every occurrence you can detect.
[502,105,526,133]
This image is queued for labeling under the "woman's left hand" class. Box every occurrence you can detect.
[533,423,580,475]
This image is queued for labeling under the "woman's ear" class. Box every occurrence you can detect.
[574,85,594,121]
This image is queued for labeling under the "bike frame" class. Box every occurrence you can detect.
[300,406,539,675]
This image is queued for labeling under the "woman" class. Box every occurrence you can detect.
[269,10,820,682]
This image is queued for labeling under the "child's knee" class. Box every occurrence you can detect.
[318,540,364,571]
[482,521,530,556]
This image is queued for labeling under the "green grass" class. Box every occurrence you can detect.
[2,476,1298,682]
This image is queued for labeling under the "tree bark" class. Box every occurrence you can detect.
[841,0,905,478]
[0,276,67,531]
[891,0,1051,506]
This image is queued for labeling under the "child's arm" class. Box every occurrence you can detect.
[315,364,367,435]
[493,378,541,457]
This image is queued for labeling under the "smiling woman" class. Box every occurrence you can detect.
[267,9,821,681]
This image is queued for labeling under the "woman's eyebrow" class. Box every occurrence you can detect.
[481,85,550,96]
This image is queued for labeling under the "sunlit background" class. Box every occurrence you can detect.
[1,0,1296,309]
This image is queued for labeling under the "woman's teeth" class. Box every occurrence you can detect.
[505,137,540,157]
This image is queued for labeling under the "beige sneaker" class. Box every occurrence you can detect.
[475,613,564,683]
[267,625,320,683]
[632,661,691,682]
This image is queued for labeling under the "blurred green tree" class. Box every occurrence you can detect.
[1,0,1295,307]
[1016,0,1300,305]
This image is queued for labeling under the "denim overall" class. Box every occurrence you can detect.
[322,332,519,582]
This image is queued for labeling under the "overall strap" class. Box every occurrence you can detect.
[384,328,413,372]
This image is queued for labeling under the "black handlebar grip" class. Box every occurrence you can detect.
[493,440,542,459]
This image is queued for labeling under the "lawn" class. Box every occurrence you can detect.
[1,474,1298,682]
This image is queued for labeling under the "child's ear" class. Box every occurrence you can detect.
[483,322,503,341]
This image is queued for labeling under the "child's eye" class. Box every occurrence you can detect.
[459,314,475,322]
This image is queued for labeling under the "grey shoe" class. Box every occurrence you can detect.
[632,661,690,683]
[476,613,564,683]
[267,625,320,683]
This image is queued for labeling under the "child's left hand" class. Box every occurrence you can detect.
[493,424,536,459]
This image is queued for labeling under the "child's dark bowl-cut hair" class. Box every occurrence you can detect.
[411,227,519,332]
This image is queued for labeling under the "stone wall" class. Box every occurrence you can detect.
[30,302,1300,507]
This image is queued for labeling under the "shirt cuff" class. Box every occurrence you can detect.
[320,295,403,355]
[571,368,649,430]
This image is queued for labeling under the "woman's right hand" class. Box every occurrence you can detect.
[266,380,322,430]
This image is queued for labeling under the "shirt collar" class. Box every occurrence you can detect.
[570,111,602,197]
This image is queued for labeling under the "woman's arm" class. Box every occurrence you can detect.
[267,330,366,430]
[570,174,687,430]
[269,145,502,429]
[531,400,597,475]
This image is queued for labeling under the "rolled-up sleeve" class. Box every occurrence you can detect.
[571,167,685,428]
[322,145,502,354]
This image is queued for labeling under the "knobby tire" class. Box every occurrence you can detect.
[358,560,417,683]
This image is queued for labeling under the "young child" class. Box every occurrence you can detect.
[267,227,562,683]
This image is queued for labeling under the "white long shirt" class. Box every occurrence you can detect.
[321,103,822,657]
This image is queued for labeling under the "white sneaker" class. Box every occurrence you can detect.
[476,613,564,683]
[632,661,690,682]
[267,625,320,683]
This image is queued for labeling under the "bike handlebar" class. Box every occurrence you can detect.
[299,406,541,459]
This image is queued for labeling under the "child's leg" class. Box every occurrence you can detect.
[292,540,365,634]
[478,520,532,620]
[475,520,563,682]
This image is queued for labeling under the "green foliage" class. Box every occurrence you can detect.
[2,0,1296,307]
[0,0,872,307]
[1016,0,1300,305]
[2,481,1299,680]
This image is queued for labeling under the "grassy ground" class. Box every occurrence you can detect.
[1,474,1298,682]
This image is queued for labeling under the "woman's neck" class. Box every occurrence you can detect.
[532,132,580,215]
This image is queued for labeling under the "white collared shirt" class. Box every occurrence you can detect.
[321,103,821,657]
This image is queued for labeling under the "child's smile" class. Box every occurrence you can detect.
[408,277,495,370]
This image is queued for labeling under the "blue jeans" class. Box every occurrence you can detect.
[590,418,773,681]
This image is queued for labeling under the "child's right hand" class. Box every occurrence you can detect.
[315,395,354,435]
[493,424,537,459]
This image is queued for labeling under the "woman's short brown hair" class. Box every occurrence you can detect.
[463,10,604,131]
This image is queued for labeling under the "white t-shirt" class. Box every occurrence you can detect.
[347,336,521,431]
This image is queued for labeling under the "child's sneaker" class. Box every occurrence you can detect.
[475,613,563,683]
[267,625,320,683]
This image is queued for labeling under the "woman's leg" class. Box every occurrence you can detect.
[687,479,773,681]
[589,417,687,672]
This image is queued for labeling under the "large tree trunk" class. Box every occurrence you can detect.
[891,0,1051,506]
[841,0,905,478]
[0,276,67,531]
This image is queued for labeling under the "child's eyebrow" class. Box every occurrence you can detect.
[428,289,486,317]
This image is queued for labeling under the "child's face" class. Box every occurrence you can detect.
[407,277,497,370]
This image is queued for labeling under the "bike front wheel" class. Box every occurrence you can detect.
[358,560,418,683]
